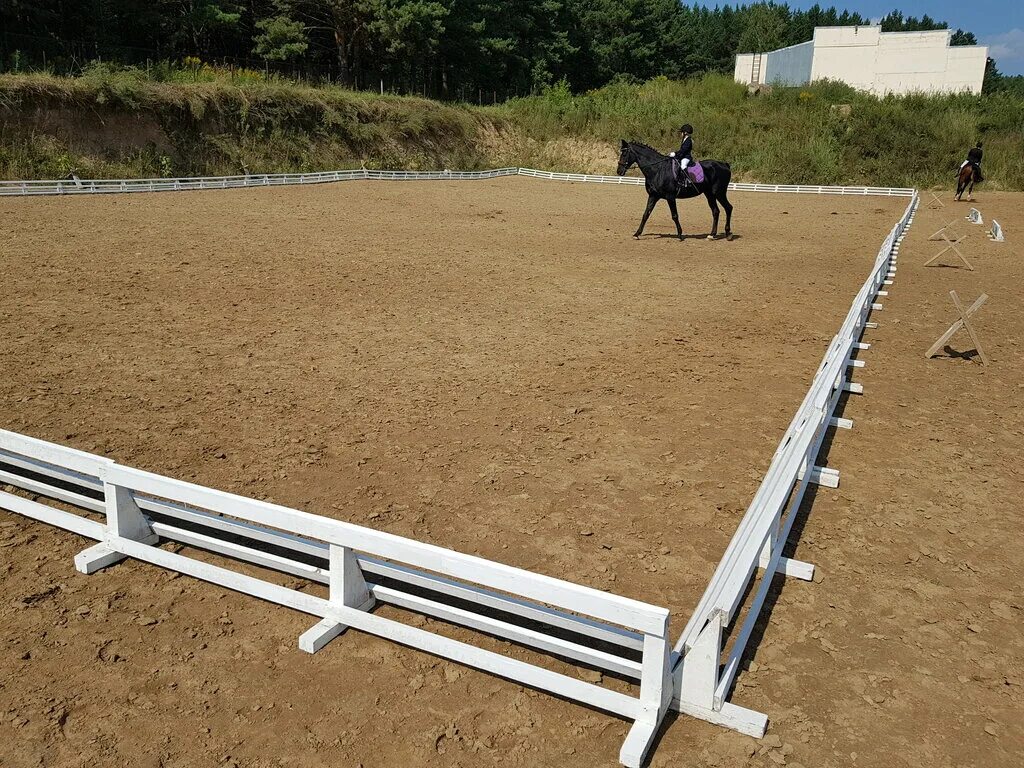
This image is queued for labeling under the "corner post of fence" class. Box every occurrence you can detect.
[620,612,672,768]
[673,609,723,714]
[298,543,375,654]
[75,477,156,575]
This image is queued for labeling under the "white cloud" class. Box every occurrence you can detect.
[982,28,1024,62]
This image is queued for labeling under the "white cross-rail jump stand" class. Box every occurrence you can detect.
[925,190,946,209]
[928,218,965,241]
[925,291,989,366]
[966,208,983,225]
[925,233,973,270]
[989,220,1005,242]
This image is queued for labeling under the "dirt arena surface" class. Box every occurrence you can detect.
[0,179,1018,767]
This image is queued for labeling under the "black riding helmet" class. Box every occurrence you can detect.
[680,124,694,134]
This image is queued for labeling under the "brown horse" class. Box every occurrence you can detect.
[955,164,976,202]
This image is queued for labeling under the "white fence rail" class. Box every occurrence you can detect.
[0,427,672,767]
[0,166,916,198]
[669,191,919,733]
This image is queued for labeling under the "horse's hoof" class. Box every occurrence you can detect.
[707,234,715,241]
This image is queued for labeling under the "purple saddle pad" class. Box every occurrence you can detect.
[687,161,705,184]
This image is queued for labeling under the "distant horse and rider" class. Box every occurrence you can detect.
[617,124,734,240]
[955,141,984,202]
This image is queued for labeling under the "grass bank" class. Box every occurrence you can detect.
[0,67,495,179]
[2,68,1022,188]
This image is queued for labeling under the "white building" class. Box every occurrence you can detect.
[735,26,988,96]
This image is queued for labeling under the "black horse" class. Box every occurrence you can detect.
[617,140,734,240]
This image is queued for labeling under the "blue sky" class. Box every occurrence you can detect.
[778,1,1024,74]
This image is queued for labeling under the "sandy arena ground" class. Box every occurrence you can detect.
[0,178,1020,768]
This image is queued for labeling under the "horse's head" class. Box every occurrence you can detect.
[616,140,635,176]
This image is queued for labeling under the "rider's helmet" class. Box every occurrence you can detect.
[680,124,694,135]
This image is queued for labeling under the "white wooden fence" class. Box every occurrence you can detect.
[0,166,917,197]
[0,428,672,767]
[0,174,920,765]
[669,190,918,733]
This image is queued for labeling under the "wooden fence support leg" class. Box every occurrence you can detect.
[75,482,156,574]
[620,623,672,768]
[299,544,375,653]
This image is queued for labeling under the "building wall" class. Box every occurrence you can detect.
[734,53,756,84]
[763,41,814,86]
[809,26,880,91]
[735,25,987,95]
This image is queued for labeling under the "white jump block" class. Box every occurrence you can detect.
[843,381,864,394]
[864,322,879,329]
[854,342,871,350]
[967,208,983,224]
[829,415,854,430]
[989,220,1004,242]
[883,280,894,286]
[847,359,866,368]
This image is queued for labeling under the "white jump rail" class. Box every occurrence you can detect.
[0,166,917,198]
[669,190,919,734]
[0,427,675,767]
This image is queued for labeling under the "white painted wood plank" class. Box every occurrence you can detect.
[0,429,112,477]
[0,490,104,540]
[371,584,643,679]
[0,468,104,513]
[0,448,104,492]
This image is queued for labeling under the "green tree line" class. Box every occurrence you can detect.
[0,1,1003,100]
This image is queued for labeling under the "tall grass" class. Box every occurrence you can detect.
[501,74,1024,188]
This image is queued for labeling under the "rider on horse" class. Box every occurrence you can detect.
[957,141,984,183]
[670,124,695,190]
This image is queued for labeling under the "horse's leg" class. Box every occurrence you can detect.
[667,197,683,240]
[719,190,734,239]
[704,190,720,239]
[634,194,658,239]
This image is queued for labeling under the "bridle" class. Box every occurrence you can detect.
[620,143,673,172]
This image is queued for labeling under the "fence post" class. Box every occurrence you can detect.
[298,544,375,653]
[620,617,672,768]
[75,480,156,574]
[674,609,722,712]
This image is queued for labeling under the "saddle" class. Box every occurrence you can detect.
[673,159,705,191]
